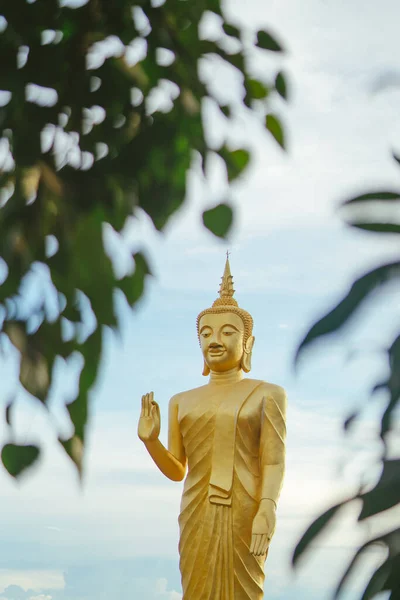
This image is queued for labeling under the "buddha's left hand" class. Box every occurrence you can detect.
[250,500,276,556]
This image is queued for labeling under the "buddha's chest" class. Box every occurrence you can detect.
[178,388,263,442]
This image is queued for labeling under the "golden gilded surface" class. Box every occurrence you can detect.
[138,258,287,599]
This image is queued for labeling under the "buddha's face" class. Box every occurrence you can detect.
[199,312,245,372]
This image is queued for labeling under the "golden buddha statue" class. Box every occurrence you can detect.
[138,257,287,600]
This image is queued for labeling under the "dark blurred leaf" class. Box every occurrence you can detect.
[202,203,233,238]
[256,30,283,52]
[360,558,394,600]
[117,252,151,307]
[219,104,231,118]
[275,71,288,100]
[266,114,285,149]
[293,503,344,566]
[359,460,400,521]
[334,530,400,599]
[5,400,13,427]
[1,443,40,478]
[246,79,269,100]
[348,222,400,234]
[218,147,251,182]
[59,435,83,477]
[223,23,240,39]
[342,191,400,206]
[392,152,400,168]
[381,334,400,438]
[296,261,400,363]
[344,411,358,431]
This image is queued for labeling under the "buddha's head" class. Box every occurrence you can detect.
[197,257,255,375]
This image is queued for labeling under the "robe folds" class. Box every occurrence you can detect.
[177,379,286,600]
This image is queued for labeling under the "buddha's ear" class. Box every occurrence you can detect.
[241,336,255,373]
[202,360,210,376]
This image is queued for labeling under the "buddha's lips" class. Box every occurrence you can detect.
[209,349,225,356]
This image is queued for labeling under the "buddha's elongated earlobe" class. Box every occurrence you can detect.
[241,336,255,373]
[202,360,210,376]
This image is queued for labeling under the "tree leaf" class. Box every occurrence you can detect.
[361,558,394,600]
[202,203,233,238]
[334,530,400,599]
[266,114,285,149]
[117,252,151,307]
[348,222,400,234]
[342,191,400,206]
[275,71,288,100]
[223,23,240,39]
[256,30,283,52]
[219,104,231,118]
[292,503,344,566]
[295,261,400,363]
[344,410,358,431]
[246,78,269,100]
[359,460,400,521]
[5,399,13,427]
[1,443,40,478]
[218,147,251,182]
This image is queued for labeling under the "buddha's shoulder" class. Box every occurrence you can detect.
[246,378,287,402]
[169,384,209,405]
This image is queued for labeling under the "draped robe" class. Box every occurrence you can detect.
[177,379,286,600]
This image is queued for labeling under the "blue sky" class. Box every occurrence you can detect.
[1,0,400,599]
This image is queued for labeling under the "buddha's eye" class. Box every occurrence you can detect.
[223,331,234,336]
[202,332,211,338]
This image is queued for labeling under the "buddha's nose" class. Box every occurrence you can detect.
[209,341,223,349]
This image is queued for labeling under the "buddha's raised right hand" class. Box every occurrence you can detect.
[138,392,161,442]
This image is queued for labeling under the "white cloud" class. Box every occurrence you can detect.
[0,574,64,596]
[154,578,182,600]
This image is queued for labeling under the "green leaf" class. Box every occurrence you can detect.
[1,443,40,478]
[202,203,233,238]
[359,460,400,521]
[218,147,251,182]
[348,222,400,234]
[246,79,269,100]
[266,114,285,149]
[117,252,151,307]
[256,30,283,52]
[342,191,400,206]
[219,104,231,118]
[344,411,358,431]
[361,558,395,600]
[295,261,400,363]
[275,71,288,100]
[223,23,240,39]
[293,503,344,566]
[5,399,13,426]
[59,435,84,477]
[333,530,400,599]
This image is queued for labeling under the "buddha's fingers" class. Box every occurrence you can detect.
[151,401,160,419]
[255,534,264,556]
[249,533,257,555]
[250,534,261,556]
[145,393,151,417]
[260,535,269,555]
[141,395,147,416]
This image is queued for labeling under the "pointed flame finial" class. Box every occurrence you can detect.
[218,253,235,299]
[197,252,254,342]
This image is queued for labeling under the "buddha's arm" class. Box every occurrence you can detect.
[143,395,187,482]
[259,386,287,507]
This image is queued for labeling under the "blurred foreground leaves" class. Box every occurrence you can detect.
[293,155,400,599]
[0,0,285,477]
